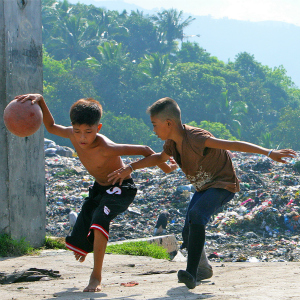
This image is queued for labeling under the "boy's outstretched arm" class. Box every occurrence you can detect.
[15,94,72,138]
[205,137,297,163]
[158,157,177,173]
[108,151,171,185]
[103,143,177,174]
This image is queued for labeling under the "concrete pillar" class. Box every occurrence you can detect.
[0,0,45,247]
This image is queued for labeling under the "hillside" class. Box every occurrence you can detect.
[68,0,300,87]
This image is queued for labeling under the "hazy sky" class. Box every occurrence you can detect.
[92,0,300,26]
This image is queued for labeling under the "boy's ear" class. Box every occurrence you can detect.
[97,123,102,132]
[166,119,172,127]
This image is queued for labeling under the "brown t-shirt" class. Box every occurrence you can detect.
[163,125,240,193]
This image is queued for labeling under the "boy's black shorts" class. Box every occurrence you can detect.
[66,178,137,255]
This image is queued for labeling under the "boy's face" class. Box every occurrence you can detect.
[72,123,102,148]
[150,115,171,141]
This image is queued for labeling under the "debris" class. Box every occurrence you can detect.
[0,268,61,284]
[120,281,139,287]
[138,270,177,275]
[44,139,300,262]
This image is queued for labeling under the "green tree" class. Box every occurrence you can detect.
[46,14,100,67]
[272,107,300,150]
[234,52,266,83]
[139,53,171,78]
[43,49,71,84]
[86,42,142,115]
[177,42,212,64]
[151,9,195,53]
[187,121,237,140]
[121,10,161,61]
[213,90,248,138]
[101,111,163,151]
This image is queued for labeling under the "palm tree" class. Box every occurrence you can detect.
[151,9,195,53]
[46,13,101,67]
[214,89,248,138]
[42,0,60,44]
[140,53,171,78]
[97,41,126,62]
[121,10,161,61]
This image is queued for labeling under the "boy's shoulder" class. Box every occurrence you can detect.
[93,134,121,156]
[95,133,114,147]
[184,125,214,138]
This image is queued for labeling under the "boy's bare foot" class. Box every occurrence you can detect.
[74,252,86,262]
[83,274,102,292]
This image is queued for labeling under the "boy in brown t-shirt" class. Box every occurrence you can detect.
[108,97,296,289]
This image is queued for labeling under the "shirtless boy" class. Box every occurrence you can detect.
[108,97,297,289]
[15,94,176,292]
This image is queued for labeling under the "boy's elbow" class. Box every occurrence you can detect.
[144,146,155,156]
[45,123,56,134]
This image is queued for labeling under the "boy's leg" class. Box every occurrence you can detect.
[84,179,137,292]
[178,188,234,289]
[66,190,97,260]
[84,229,107,292]
[178,224,205,289]
[197,248,213,281]
[178,248,213,283]
[180,191,212,280]
[181,193,199,249]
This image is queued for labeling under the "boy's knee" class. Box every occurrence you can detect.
[93,228,106,238]
[188,209,207,225]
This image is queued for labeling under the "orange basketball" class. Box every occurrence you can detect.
[3,99,43,137]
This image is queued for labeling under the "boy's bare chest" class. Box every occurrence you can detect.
[77,151,106,171]
[76,149,123,181]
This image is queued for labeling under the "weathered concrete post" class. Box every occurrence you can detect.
[0,0,45,247]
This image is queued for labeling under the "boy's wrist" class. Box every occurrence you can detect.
[267,149,273,157]
[128,164,134,172]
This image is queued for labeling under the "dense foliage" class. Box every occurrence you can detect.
[42,0,300,150]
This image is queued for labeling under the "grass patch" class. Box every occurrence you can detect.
[0,235,68,257]
[0,235,170,260]
[0,234,34,257]
[106,241,170,260]
[44,236,67,250]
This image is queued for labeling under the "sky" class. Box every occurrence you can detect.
[89,0,300,26]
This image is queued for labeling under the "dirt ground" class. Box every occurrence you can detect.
[1,249,300,300]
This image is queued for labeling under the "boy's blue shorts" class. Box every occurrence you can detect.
[186,188,235,226]
[181,188,235,249]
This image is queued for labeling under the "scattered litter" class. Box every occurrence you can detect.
[0,268,61,284]
[44,140,300,262]
[120,281,139,287]
[138,270,177,275]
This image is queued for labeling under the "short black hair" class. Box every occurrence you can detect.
[146,97,181,123]
[70,98,102,126]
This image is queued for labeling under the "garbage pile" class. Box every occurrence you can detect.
[44,139,300,262]
[44,138,74,157]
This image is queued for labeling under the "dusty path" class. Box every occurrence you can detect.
[1,250,300,300]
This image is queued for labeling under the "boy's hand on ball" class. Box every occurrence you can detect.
[15,94,43,105]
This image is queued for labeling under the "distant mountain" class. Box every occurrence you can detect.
[185,17,300,88]
[68,0,300,87]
